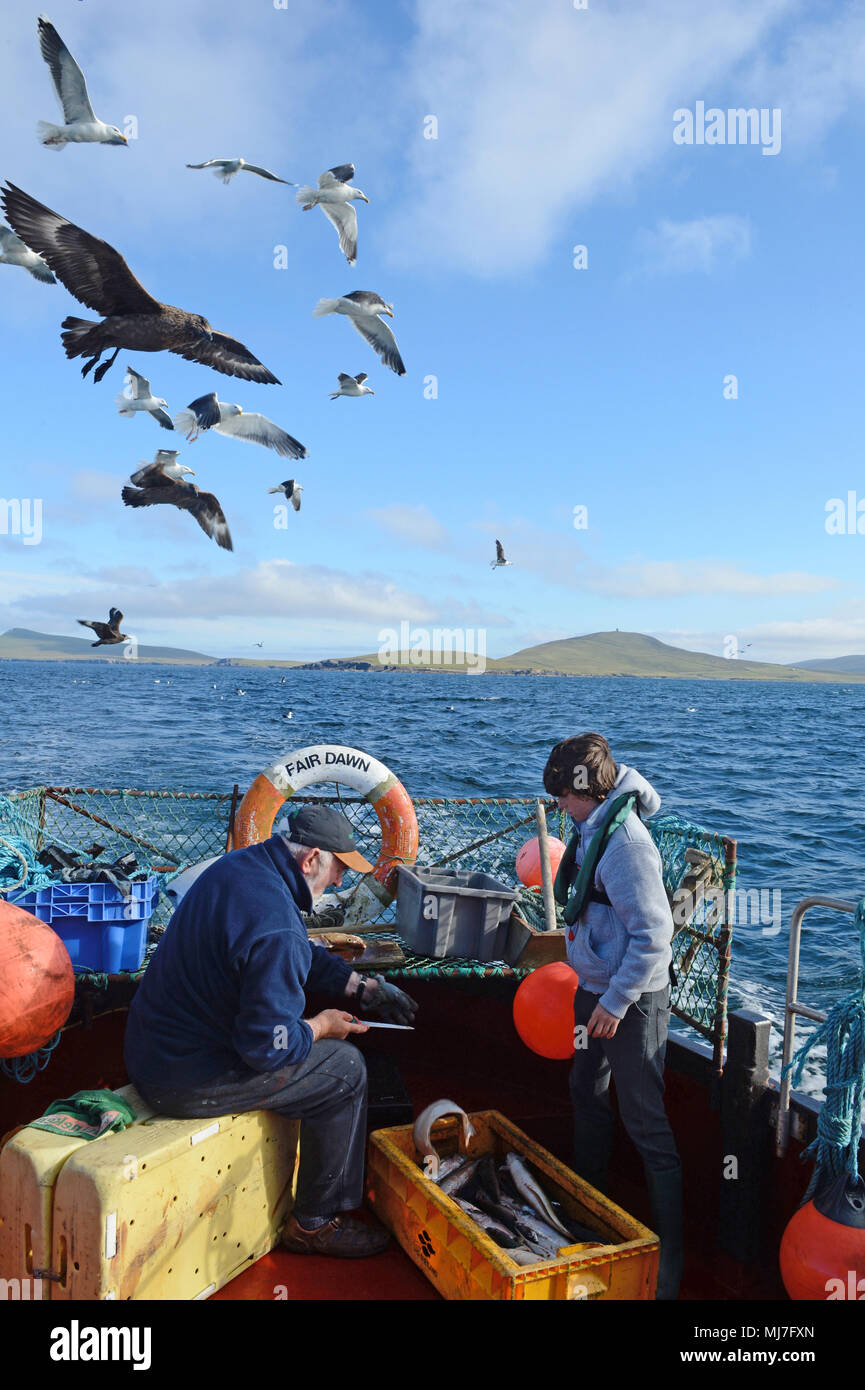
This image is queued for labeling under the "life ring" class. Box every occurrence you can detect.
[231,744,418,908]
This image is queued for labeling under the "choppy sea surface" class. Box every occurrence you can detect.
[2,660,863,1095]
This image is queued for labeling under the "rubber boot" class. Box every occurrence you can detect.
[646,1163,683,1300]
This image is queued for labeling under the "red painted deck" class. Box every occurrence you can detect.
[1,978,800,1300]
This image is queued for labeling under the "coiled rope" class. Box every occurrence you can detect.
[0,1030,63,1084]
[785,896,865,1201]
[0,793,84,893]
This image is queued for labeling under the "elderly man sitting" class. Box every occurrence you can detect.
[124,805,417,1258]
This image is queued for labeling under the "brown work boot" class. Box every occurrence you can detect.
[281,1212,391,1258]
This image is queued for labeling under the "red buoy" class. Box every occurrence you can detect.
[515,835,567,889]
[0,900,74,1058]
[780,1173,865,1301]
[512,961,580,1059]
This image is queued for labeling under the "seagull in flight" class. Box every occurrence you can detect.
[268,479,303,511]
[329,372,374,400]
[36,16,128,149]
[491,540,513,569]
[186,157,294,185]
[0,182,280,385]
[0,225,55,282]
[129,451,194,487]
[78,608,128,647]
[296,164,369,265]
[313,292,405,376]
[116,366,174,431]
[122,471,232,551]
[174,393,307,458]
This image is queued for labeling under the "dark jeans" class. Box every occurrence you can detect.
[134,1039,368,1219]
[570,984,679,1188]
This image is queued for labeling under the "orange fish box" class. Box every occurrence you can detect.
[366,1110,659,1301]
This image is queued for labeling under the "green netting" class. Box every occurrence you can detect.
[1,787,735,1062]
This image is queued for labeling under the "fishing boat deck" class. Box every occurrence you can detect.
[213,1044,786,1302]
[2,975,799,1302]
[0,786,827,1302]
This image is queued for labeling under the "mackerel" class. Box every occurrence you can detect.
[454,1197,521,1249]
[503,1152,573,1239]
[439,1158,480,1197]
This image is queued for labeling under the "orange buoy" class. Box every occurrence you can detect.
[513,961,580,1059]
[0,900,74,1058]
[515,835,567,889]
[780,1173,865,1300]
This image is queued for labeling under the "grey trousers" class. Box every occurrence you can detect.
[570,984,680,1188]
[134,1039,368,1218]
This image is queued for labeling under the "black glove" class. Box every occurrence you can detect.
[364,973,418,1026]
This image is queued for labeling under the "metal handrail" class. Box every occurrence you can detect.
[775,894,859,1156]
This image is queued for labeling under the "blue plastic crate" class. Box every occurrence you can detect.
[9,878,158,972]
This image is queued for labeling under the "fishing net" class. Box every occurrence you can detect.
[0,787,735,1068]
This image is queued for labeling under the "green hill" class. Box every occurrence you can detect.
[793,655,865,675]
[491,630,820,678]
[0,628,214,664]
[6,626,863,681]
[340,630,865,681]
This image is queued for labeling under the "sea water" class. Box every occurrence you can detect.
[1,660,862,1093]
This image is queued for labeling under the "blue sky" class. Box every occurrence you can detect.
[2,0,865,662]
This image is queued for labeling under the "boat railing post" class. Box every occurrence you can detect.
[718,1008,772,1265]
[775,895,857,1157]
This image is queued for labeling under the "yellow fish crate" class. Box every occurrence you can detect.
[367,1110,659,1301]
[0,1086,299,1301]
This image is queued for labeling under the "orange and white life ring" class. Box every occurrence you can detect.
[231,744,418,910]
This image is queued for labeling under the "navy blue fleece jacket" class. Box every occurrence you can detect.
[124,836,354,1087]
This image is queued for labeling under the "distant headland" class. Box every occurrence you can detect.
[3,626,865,682]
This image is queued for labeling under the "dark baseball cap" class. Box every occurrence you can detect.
[281,805,374,874]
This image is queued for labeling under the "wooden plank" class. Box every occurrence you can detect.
[503,909,566,968]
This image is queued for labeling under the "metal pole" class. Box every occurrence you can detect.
[536,800,557,934]
[775,894,857,1156]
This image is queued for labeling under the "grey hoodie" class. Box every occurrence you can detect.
[564,763,673,1019]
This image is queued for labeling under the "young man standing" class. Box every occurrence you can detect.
[543,732,682,1299]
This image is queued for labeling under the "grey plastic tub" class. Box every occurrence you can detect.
[396,865,519,962]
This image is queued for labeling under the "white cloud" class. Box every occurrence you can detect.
[582,561,839,599]
[471,516,833,599]
[657,614,865,665]
[69,470,122,504]
[1,558,512,636]
[745,6,865,151]
[367,503,450,550]
[386,0,793,274]
[635,215,751,274]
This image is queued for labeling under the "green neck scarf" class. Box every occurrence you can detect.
[553,791,637,927]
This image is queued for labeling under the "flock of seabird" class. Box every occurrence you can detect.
[6,16,510,652]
